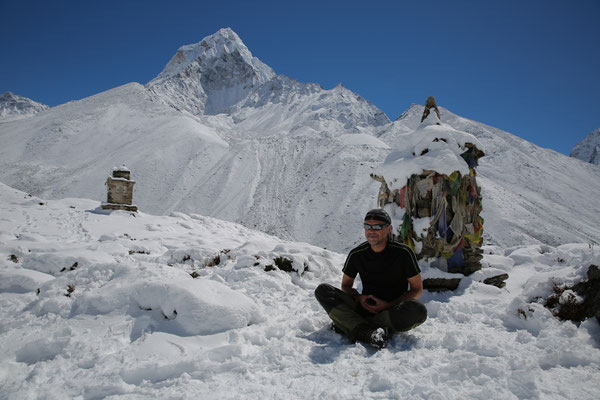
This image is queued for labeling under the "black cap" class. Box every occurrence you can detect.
[364,209,391,225]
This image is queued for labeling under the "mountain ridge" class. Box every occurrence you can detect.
[0,28,598,252]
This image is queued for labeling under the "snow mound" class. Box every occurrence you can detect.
[69,270,262,336]
[0,268,54,293]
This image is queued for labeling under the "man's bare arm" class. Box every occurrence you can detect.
[341,274,359,297]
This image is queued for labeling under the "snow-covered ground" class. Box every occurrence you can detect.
[1,182,599,399]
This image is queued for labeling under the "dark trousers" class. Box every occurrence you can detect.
[314,283,427,341]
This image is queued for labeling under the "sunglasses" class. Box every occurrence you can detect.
[363,223,389,231]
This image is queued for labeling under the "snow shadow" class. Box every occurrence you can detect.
[15,336,70,365]
[305,325,421,363]
[584,319,600,349]
[304,326,348,364]
[129,308,184,342]
[388,332,421,351]
[308,344,345,364]
[86,206,114,215]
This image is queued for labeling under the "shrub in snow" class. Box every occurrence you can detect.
[273,256,293,272]
[263,255,309,275]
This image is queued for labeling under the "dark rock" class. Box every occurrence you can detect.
[423,277,461,292]
[555,265,600,323]
[483,273,509,288]
[586,264,600,281]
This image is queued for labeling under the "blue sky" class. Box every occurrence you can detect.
[1,0,598,155]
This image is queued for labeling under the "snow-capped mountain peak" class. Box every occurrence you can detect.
[151,28,275,85]
[570,128,600,166]
[148,28,276,115]
[146,28,389,131]
[0,91,49,120]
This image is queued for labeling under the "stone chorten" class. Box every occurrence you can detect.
[101,166,138,212]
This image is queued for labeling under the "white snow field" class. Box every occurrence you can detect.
[1,183,599,399]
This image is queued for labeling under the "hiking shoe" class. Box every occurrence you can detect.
[369,327,389,349]
[353,324,389,349]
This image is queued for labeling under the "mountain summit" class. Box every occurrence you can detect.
[570,128,600,166]
[148,28,276,115]
[147,28,389,131]
[151,28,275,84]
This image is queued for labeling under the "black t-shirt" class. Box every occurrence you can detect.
[342,241,420,302]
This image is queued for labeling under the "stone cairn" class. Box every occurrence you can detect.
[421,96,441,122]
[101,166,138,212]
